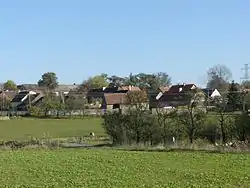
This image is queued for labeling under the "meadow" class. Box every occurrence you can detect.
[0,118,105,140]
[0,149,249,187]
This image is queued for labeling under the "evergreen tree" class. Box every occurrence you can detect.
[227,80,242,111]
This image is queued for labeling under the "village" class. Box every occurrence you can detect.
[0,81,224,116]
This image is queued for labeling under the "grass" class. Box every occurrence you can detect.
[0,118,105,140]
[0,149,249,187]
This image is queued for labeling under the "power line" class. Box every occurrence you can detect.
[241,64,250,81]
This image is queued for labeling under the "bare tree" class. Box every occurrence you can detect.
[214,94,232,144]
[125,90,149,144]
[207,64,232,90]
[126,90,148,114]
[178,90,207,143]
[156,106,178,146]
[65,90,87,118]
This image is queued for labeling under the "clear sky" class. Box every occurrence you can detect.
[1,0,250,86]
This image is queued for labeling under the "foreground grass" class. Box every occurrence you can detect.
[0,149,249,187]
[0,118,105,140]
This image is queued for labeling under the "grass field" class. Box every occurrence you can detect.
[0,149,249,187]
[0,118,105,140]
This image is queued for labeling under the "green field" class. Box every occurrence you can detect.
[0,118,105,140]
[0,149,249,187]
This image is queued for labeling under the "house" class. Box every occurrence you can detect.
[17,84,78,95]
[0,91,17,101]
[0,83,4,91]
[152,83,199,108]
[148,87,169,109]
[158,86,170,93]
[87,85,140,104]
[102,93,127,109]
[53,84,79,96]
[202,89,221,98]
[0,91,17,110]
[17,84,38,91]
[11,90,44,111]
[167,83,197,93]
[118,86,141,91]
[201,88,221,98]
[101,88,147,110]
[155,86,170,100]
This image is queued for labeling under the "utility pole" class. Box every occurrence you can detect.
[240,64,250,114]
[1,85,4,116]
[241,64,250,82]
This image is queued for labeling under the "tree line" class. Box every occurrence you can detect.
[2,64,250,91]
[103,85,250,146]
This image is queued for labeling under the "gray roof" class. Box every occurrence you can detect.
[54,84,79,92]
[17,84,79,92]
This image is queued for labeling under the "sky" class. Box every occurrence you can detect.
[1,0,250,86]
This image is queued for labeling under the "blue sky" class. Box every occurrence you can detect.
[1,0,250,86]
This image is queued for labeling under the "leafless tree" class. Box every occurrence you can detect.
[156,106,178,145]
[178,90,207,143]
[214,94,233,144]
[207,64,232,90]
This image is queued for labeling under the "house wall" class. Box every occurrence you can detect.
[211,89,221,98]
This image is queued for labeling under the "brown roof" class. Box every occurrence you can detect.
[118,86,141,91]
[103,93,127,105]
[159,86,169,93]
[0,91,17,100]
[168,84,196,93]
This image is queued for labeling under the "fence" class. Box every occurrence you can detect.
[0,109,120,117]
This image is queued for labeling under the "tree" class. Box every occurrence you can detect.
[125,90,149,144]
[126,90,148,113]
[241,80,250,89]
[3,80,17,91]
[38,72,58,90]
[234,113,250,141]
[38,93,57,116]
[124,73,139,86]
[54,95,65,118]
[227,80,242,112]
[155,72,172,88]
[125,72,171,91]
[0,95,11,111]
[243,92,250,111]
[156,107,178,145]
[207,64,232,90]
[214,94,233,144]
[82,74,109,89]
[65,91,87,118]
[178,90,207,143]
[107,75,126,87]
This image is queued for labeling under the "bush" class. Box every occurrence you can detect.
[103,111,163,146]
[102,112,127,145]
[102,109,250,148]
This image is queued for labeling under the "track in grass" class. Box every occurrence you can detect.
[0,149,249,187]
[0,118,105,140]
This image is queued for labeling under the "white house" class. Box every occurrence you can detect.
[201,88,221,98]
